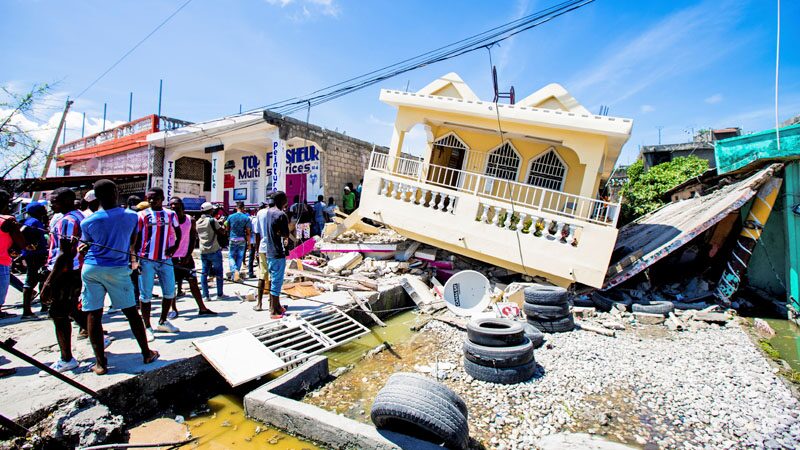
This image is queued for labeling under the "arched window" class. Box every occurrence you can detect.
[429,133,468,187]
[485,142,520,181]
[526,148,566,191]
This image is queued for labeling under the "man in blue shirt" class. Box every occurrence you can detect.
[224,201,251,282]
[80,179,159,375]
[312,195,326,237]
[21,201,48,319]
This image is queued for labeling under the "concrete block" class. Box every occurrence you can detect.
[633,312,666,325]
[244,392,442,450]
[572,306,597,319]
[328,252,363,273]
[255,355,329,398]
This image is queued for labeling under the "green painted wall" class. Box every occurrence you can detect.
[715,124,800,174]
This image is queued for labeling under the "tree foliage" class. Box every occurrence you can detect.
[620,155,709,222]
[0,83,52,180]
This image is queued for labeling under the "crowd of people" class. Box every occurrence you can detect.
[0,178,358,378]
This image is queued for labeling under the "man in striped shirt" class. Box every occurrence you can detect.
[135,187,182,340]
[40,188,88,373]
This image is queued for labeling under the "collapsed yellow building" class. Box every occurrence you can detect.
[359,73,634,288]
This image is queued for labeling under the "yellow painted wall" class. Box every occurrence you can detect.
[429,127,587,197]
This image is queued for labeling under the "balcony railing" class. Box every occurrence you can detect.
[368,151,620,226]
[58,115,192,155]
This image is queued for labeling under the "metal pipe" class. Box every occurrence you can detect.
[0,339,100,399]
[102,103,107,131]
[157,79,163,117]
[0,412,29,437]
[128,92,133,121]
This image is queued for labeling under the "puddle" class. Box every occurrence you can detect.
[324,309,425,370]
[763,318,800,372]
[176,395,320,449]
[307,314,445,422]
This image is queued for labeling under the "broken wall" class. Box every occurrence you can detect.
[746,192,788,297]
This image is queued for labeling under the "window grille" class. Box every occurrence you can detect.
[434,133,467,150]
[485,142,520,181]
[526,149,566,191]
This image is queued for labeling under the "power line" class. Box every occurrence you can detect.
[74,0,194,100]
[155,0,596,147]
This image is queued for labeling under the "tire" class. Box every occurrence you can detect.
[463,357,537,385]
[523,302,571,320]
[572,295,595,308]
[523,323,545,349]
[463,337,534,368]
[591,291,616,312]
[371,385,469,449]
[523,285,568,306]
[386,372,468,419]
[527,315,575,333]
[632,301,674,316]
[466,318,525,347]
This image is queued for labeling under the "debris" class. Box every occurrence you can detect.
[348,291,386,327]
[666,312,687,331]
[572,306,597,319]
[693,311,731,324]
[633,312,666,325]
[754,318,776,338]
[415,248,438,261]
[400,276,443,313]
[327,252,364,273]
[576,320,615,337]
[397,241,421,262]
[282,281,323,298]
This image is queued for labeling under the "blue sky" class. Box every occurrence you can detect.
[2,0,798,165]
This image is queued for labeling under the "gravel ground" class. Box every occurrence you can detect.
[418,319,800,449]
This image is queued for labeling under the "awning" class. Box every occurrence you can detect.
[603,164,783,290]
[3,173,148,193]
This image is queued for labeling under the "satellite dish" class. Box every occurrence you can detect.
[442,270,492,316]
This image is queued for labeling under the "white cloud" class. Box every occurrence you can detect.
[265,0,340,19]
[640,104,655,113]
[1,103,125,177]
[569,0,746,105]
[704,93,723,104]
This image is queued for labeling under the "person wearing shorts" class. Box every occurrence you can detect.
[254,191,289,318]
[135,187,181,340]
[40,188,88,373]
[79,179,158,375]
[169,197,215,317]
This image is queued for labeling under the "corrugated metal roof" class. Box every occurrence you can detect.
[603,164,782,289]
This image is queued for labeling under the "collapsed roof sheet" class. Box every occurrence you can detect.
[603,164,782,290]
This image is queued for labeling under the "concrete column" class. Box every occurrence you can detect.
[267,127,286,193]
[163,148,177,202]
[577,152,603,200]
[388,125,406,173]
[259,148,269,203]
[210,149,225,203]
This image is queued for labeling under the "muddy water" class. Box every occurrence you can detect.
[164,311,423,449]
[764,318,800,371]
[178,394,320,449]
[305,312,445,422]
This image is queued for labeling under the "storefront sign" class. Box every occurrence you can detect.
[165,159,175,201]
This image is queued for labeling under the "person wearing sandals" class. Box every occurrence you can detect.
[39,188,89,373]
[79,180,159,375]
[253,191,289,318]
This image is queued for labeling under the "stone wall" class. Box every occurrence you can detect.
[264,111,387,203]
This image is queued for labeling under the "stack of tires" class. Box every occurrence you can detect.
[523,285,575,333]
[371,372,469,449]
[462,318,536,384]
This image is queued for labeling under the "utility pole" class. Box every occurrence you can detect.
[33,98,73,200]
[157,79,163,117]
[81,112,86,137]
[656,126,664,145]
[128,92,133,121]
[102,103,107,131]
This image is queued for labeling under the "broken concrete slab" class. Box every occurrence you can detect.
[633,312,666,325]
[328,252,364,273]
[572,306,597,319]
[400,276,441,313]
[35,397,124,448]
[244,391,442,450]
